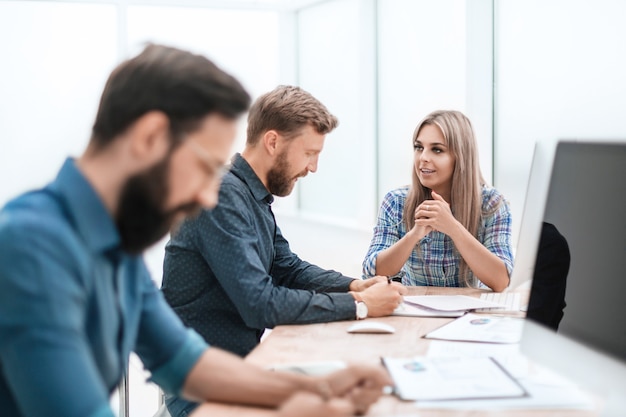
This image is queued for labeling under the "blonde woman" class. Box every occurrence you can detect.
[363,110,513,291]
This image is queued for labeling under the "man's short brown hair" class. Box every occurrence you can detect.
[246,85,338,145]
[92,43,250,150]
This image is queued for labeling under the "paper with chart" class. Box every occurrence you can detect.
[424,313,524,344]
[416,344,594,411]
[382,356,527,401]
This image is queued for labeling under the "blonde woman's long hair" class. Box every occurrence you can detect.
[402,110,494,287]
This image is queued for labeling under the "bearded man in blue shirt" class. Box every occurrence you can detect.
[0,44,390,417]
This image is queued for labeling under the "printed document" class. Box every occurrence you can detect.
[424,313,524,344]
[382,356,527,401]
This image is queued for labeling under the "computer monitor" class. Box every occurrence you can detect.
[506,139,558,291]
[520,140,626,416]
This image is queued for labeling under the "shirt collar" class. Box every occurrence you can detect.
[51,158,121,254]
[230,153,274,204]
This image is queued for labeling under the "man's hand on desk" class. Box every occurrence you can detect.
[277,392,354,417]
[184,348,391,417]
[349,276,388,292]
[277,364,391,416]
[319,364,392,415]
[350,278,407,317]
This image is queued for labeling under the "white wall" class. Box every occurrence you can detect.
[494,0,626,240]
[293,0,377,226]
[0,1,118,205]
[377,0,469,202]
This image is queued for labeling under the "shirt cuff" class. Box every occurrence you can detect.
[362,254,378,278]
[149,329,209,395]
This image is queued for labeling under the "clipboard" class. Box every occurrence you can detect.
[381,356,528,402]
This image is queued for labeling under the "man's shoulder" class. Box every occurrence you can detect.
[0,189,81,256]
[169,173,257,244]
[220,171,252,195]
[216,171,263,208]
[1,190,66,233]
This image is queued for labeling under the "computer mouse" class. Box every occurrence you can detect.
[347,321,396,334]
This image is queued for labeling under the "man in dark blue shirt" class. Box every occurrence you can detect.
[0,45,390,417]
[161,85,407,416]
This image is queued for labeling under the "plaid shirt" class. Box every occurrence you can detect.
[363,185,514,287]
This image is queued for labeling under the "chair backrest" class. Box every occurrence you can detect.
[525,222,570,330]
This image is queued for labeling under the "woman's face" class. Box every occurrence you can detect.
[413,123,455,195]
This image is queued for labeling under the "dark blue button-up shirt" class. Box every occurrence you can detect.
[162,153,357,357]
[0,159,207,417]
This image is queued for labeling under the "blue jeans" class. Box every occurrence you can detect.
[164,393,199,417]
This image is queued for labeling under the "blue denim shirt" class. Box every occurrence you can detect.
[0,159,207,417]
[162,153,357,358]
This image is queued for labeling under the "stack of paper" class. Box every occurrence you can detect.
[393,295,508,318]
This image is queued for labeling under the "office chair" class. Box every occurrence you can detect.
[526,222,570,330]
[118,372,129,417]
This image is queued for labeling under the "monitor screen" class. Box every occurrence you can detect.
[506,139,558,291]
[540,141,626,360]
[520,140,626,415]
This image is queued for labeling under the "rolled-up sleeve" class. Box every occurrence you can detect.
[481,193,514,277]
[133,272,208,395]
[362,189,407,278]
[146,330,207,395]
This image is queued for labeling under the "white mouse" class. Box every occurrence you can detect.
[347,321,396,334]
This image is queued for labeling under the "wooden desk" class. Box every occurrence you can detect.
[193,287,599,416]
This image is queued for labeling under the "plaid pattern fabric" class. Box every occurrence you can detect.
[363,185,514,287]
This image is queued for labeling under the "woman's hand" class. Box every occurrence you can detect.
[414,191,460,237]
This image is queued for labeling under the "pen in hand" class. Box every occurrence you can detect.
[385,272,407,312]
[387,270,405,284]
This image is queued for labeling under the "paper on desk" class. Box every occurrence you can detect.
[420,342,595,410]
[382,356,527,401]
[425,313,524,344]
[426,340,528,379]
[404,295,505,311]
[420,341,596,410]
[415,370,595,410]
[393,302,465,317]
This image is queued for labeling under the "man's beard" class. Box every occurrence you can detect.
[115,156,200,255]
[266,148,307,197]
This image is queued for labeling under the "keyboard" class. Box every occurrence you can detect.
[476,292,522,312]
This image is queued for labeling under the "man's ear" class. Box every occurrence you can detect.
[128,111,170,165]
[262,130,279,157]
